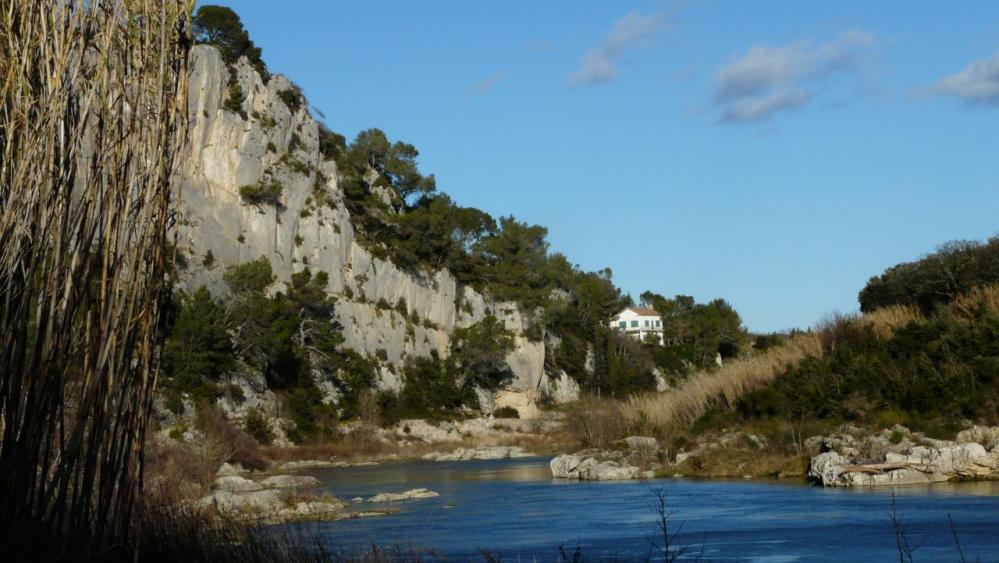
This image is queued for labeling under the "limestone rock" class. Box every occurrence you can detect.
[176,46,548,406]
[216,462,249,477]
[196,489,285,514]
[808,431,999,487]
[277,499,345,520]
[422,446,531,462]
[280,460,336,471]
[213,475,264,493]
[550,453,643,481]
[259,475,321,489]
[956,426,999,451]
[367,488,439,503]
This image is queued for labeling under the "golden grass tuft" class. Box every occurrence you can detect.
[950,283,999,320]
[623,333,822,434]
[857,304,923,339]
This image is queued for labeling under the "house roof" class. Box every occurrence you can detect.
[624,306,658,316]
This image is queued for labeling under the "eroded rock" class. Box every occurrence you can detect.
[367,488,440,503]
[550,453,647,481]
[808,429,999,487]
[259,475,321,489]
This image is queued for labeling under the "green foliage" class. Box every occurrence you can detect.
[192,5,267,78]
[285,382,336,443]
[239,179,283,206]
[396,354,475,419]
[391,194,496,276]
[859,237,999,313]
[223,74,247,119]
[201,249,215,269]
[451,315,515,390]
[162,287,233,400]
[278,87,303,113]
[641,291,746,368]
[168,425,187,442]
[754,332,786,351]
[732,307,999,429]
[318,124,346,161]
[244,408,274,445]
[336,351,379,419]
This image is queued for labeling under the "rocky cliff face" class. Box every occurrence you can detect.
[174,46,563,409]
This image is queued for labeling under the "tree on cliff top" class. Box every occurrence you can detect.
[193,5,267,78]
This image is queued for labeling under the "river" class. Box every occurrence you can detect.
[289,456,999,561]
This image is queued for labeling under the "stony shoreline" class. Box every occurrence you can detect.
[807,425,999,487]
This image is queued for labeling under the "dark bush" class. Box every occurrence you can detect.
[238,180,283,206]
[493,406,519,419]
[243,408,275,445]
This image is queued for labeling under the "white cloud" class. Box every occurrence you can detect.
[467,71,508,97]
[569,12,667,86]
[713,30,877,124]
[935,50,999,106]
[720,89,811,123]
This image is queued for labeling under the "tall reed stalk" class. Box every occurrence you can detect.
[0,1,190,559]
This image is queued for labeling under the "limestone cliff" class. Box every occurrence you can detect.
[175,46,564,409]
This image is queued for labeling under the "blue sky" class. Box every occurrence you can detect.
[221,1,999,332]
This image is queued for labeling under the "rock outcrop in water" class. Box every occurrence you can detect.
[367,488,440,503]
[550,438,661,481]
[807,425,999,487]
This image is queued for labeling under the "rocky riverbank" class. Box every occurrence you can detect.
[807,425,999,487]
[194,463,446,523]
[550,436,662,480]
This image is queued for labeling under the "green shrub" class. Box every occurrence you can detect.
[859,237,999,313]
[266,141,277,153]
[223,75,247,119]
[223,383,245,405]
[244,408,275,445]
[168,425,187,442]
[494,406,519,419]
[278,87,303,113]
[239,180,283,206]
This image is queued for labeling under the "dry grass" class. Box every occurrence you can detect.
[950,283,999,320]
[623,333,823,434]
[857,304,924,339]
[561,396,626,449]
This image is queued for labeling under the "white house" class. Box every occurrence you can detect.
[609,306,664,344]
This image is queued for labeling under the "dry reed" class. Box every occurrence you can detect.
[623,333,823,434]
[949,283,999,320]
[857,304,923,339]
[0,1,190,559]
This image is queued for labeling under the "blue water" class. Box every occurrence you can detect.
[290,456,999,561]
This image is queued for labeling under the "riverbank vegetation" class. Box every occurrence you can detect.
[560,240,999,479]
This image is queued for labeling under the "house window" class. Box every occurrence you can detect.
[631,320,638,328]
[656,320,661,327]
[618,321,626,329]
[644,320,650,327]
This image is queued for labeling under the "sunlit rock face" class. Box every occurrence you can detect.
[175,45,546,401]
